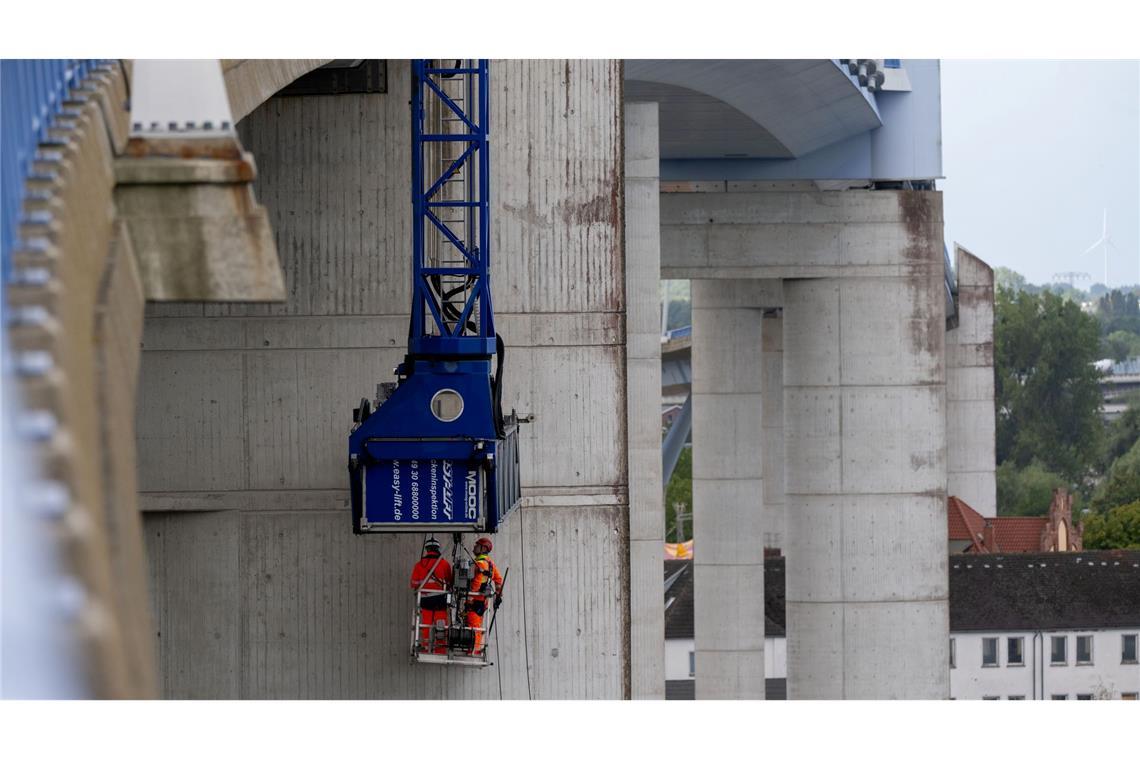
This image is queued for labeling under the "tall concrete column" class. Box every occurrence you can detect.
[691,280,769,699]
[946,244,996,516]
[623,102,665,698]
[762,309,785,551]
[783,196,949,698]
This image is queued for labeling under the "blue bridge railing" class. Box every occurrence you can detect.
[1,59,104,286]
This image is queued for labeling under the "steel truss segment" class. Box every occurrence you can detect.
[411,59,493,348]
[419,134,480,143]
[424,143,477,202]
[423,206,478,264]
[422,75,479,133]
[453,280,483,332]
[417,277,450,334]
[424,67,481,75]
[422,267,477,276]
[419,274,480,338]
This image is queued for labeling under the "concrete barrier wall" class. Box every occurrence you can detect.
[137,60,629,698]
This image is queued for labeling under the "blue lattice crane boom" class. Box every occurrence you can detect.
[348,60,522,536]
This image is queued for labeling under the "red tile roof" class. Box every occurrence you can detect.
[947,496,1048,553]
[991,517,1048,553]
[948,496,986,551]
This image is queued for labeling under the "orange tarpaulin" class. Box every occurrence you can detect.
[664,540,693,559]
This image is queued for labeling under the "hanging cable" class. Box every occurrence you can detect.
[495,620,503,700]
[518,511,533,699]
[492,334,506,437]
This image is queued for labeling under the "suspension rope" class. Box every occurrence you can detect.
[518,512,533,700]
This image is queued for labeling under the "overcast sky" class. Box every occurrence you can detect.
[940,60,1140,289]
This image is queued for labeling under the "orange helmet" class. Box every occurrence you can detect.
[474,537,493,554]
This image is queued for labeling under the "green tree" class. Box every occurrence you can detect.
[664,446,692,542]
[995,287,1105,482]
[1082,500,1140,549]
[1047,282,1089,304]
[994,267,1028,293]
[1090,437,1140,513]
[996,460,1069,516]
[1096,289,1140,335]
[1102,393,1140,468]
[1101,330,1140,362]
[1098,289,1140,318]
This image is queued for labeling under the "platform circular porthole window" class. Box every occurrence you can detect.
[430,389,464,422]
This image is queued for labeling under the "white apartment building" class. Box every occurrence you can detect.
[663,551,1140,700]
[949,552,1140,700]
[950,629,1139,699]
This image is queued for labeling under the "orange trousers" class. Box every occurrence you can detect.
[465,609,487,654]
[418,608,448,654]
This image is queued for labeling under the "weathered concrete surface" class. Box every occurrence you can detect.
[781,190,949,699]
[661,189,943,281]
[691,280,769,699]
[946,244,996,516]
[762,306,785,550]
[138,60,628,699]
[222,59,329,124]
[114,138,286,302]
[624,102,665,698]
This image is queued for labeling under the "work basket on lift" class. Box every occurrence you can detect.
[410,551,504,667]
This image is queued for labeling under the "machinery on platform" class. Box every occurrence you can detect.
[347,60,523,664]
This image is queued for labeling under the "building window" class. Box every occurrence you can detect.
[1051,694,1067,700]
[1122,693,1138,700]
[982,637,998,667]
[1051,635,1067,665]
[1007,636,1024,666]
[949,638,956,669]
[1007,695,1025,700]
[1076,635,1093,665]
[1076,694,1093,700]
[982,696,999,700]
[688,651,695,677]
[1123,634,1138,664]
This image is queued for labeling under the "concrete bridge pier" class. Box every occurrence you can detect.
[762,307,785,552]
[624,101,665,698]
[691,279,780,699]
[782,199,949,699]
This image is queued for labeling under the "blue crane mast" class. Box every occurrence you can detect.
[348,59,522,535]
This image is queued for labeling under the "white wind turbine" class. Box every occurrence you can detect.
[1082,209,1117,288]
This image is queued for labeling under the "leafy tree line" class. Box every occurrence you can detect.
[994,276,1140,548]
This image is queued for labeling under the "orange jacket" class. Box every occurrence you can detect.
[410,556,453,592]
[468,554,503,600]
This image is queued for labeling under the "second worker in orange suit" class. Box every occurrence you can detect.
[464,536,503,655]
[410,537,453,654]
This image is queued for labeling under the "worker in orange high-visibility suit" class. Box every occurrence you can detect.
[410,537,453,654]
[464,537,503,655]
